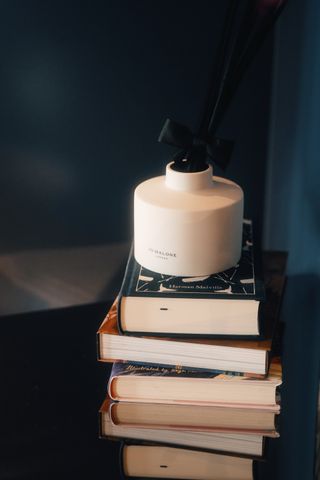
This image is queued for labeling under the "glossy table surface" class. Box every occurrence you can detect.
[1,275,319,479]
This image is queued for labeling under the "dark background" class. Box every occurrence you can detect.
[0,0,272,252]
[0,1,320,478]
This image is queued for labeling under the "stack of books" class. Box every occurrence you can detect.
[97,221,286,479]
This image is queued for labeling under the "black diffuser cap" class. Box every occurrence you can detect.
[171,150,209,173]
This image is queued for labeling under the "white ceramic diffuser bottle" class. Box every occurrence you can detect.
[134,161,243,276]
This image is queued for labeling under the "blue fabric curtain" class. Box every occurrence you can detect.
[264,0,320,277]
[264,2,320,476]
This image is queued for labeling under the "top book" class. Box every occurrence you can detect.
[118,220,267,338]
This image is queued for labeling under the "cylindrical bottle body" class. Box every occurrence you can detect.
[134,164,244,276]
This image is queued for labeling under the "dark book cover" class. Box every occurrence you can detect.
[110,361,270,380]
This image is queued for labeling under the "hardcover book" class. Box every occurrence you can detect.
[118,220,266,338]
[107,357,282,412]
[106,394,280,435]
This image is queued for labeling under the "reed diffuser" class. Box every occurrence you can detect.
[134,0,286,276]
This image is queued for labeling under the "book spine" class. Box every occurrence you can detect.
[257,302,264,339]
[118,296,125,335]
[117,244,135,334]
[108,364,118,401]
[96,332,102,361]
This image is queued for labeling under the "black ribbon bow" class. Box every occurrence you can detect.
[158,118,234,173]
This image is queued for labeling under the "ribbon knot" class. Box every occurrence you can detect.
[158,118,234,172]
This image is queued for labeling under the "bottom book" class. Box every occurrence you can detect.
[100,398,266,457]
[119,442,258,480]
